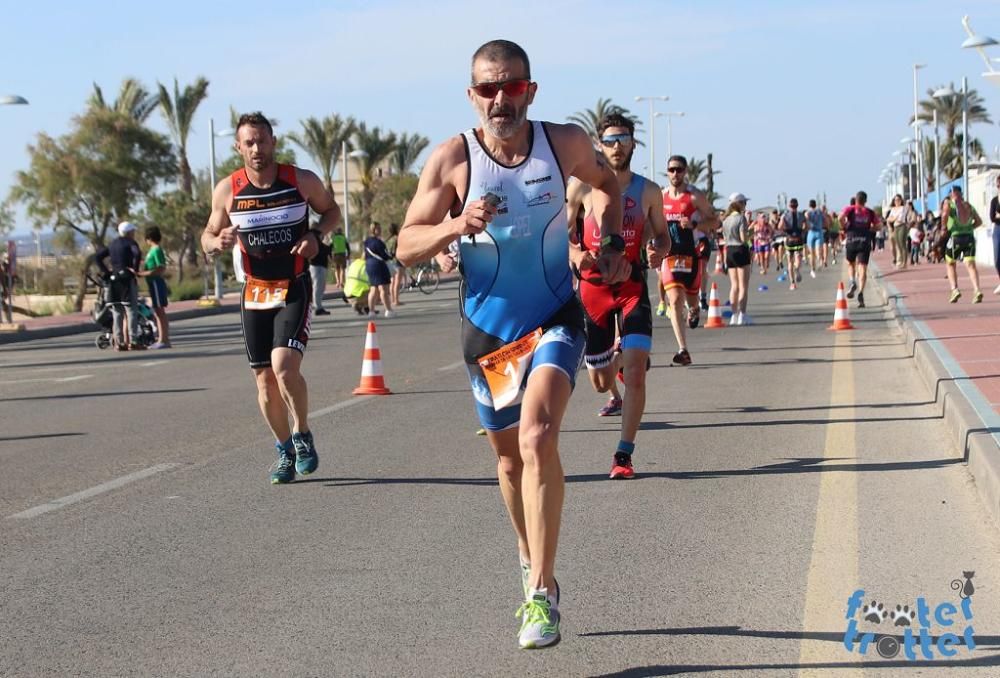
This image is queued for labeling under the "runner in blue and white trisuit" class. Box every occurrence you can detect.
[396,40,629,650]
[805,199,825,278]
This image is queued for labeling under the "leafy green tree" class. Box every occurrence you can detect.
[88,78,159,123]
[144,189,211,283]
[9,109,176,309]
[684,157,708,187]
[567,98,643,145]
[914,84,992,148]
[0,200,13,238]
[287,115,356,193]
[157,76,210,196]
[392,133,430,175]
[351,123,398,226]
[368,174,419,229]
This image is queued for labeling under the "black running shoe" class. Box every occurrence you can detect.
[846,282,857,299]
[672,349,692,366]
[857,292,865,309]
[687,309,700,329]
[699,294,708,311]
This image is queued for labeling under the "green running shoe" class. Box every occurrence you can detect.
[291,430,319,475]
[517,588,561,649]
[270,443,296,484]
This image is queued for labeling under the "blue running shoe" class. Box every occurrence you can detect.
[292,430,319,475]
[270,442,295,484]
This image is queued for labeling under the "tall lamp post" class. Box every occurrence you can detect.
[341,141,368,246]
[635,95,669,179]
[912,64,927,212]
[931,82,971,195]
[2,94,28,324]
[654,111,685,168]
[901,137,916,202]
[961,15,1000,86]
[207,118,235,303]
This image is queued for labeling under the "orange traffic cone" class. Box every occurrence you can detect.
[705,282,725,328]
[714,248,725,275]
[352,322,393,395]
[827,282,855,331]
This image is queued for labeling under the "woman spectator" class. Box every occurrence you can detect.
[137,225,170,349]
[384,223,405,307]
[723,193,753,325]
[886,194,906,265]
[364,222,396,318]
[990,174,1000,294]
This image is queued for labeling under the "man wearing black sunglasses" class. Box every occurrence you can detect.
[396,39,628,650]
[566,114,670,481]
[660,155,719,366]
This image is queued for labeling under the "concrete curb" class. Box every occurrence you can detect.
[869,264,1000,526]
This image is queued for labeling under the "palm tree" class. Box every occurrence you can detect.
[352,123,398,224]
[392,133,430,175]
[568,97,643,144]
[287,115,356,193]
[88,78,158,122]
[914,84,992,146]
[157,77,210,196]
[685,157,708,187]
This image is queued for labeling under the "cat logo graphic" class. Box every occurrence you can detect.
[624,196,637,210]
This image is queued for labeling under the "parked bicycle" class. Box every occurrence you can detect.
[404,260,440,295]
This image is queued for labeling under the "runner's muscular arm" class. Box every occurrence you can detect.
[565,179,595,270]
[548,122,628,283]
[201,179,236,256]
[691,189,719,232]
[643,180,670,269]
[397,137,495,267]
[291,169,341,260]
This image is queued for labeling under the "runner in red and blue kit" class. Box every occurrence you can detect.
[567,114,669,479]
[660,156,719,366]
[839,190,879,308]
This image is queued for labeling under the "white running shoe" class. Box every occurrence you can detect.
[735,312,745,326]
[367,311,377,319]
[729,312,739,326]
[384,310,396,319]
[994,284,1000,295]
[517,588,561,649]
[810,269,817,279]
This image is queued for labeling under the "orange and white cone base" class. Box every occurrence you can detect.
[705,282,725,329]
[714,250,725,275]
[827,282,855,331]
[353,321,393,395]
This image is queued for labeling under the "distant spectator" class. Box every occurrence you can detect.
[364,222,395,319]
[331,227,350,289]
[309,228,333,315]
[886,194,906,264]
[385,223,405,307]
[908,223,923,265]
[991,174,1000,295]
[137,225,171,348]
[95,221,143,351]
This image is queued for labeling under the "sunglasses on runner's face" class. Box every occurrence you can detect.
[470,79,531,98]
[600,134,633,147]
[667,166,686,174]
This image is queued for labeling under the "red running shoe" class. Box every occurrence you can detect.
[609,452,635,479]
[598,397,623,416]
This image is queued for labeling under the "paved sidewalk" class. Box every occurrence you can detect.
[870,245,1000,523]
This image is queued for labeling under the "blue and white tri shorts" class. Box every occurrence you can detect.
[466,325,586,431]
[807,231,825,250]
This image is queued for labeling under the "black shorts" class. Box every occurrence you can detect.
[580,277,652,368]
[725,244,751,269]
[945,233,976,263]
[240,273,312,369]
[844,238,872,265]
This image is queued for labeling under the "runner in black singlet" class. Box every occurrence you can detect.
[201,112,342,485]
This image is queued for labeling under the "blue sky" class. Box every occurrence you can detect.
[5,0,1000,236]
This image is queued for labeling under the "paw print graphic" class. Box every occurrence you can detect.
[891,604,916,627]
[863,601,888,624]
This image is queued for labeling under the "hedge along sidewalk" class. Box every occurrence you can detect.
[0,292,243,346]
[867,248,1000,527]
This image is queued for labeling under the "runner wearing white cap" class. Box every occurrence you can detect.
[722,193,753,325]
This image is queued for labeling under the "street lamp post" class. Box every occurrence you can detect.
[962,76,969,195]
[635,95,669,179]
[913,64,926,212]
[341,141,368,246]
[901,137,916,202]
[2,94,28,324]
[961,15,1000,86]
[654,111,685,166]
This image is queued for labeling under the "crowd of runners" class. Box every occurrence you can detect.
[195,38,1000,652]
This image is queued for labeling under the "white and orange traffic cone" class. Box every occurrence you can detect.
[714,248,725,275]
[827,282,855,331]
[352,321,393,395]
[704,282,725,328]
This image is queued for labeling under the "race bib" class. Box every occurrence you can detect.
[243,276,290,310]
[666,255,693,274]
[478,328,543,410]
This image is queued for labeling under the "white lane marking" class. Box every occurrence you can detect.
[437,302,453,309]
[343,320,364,327]
[0,374,92,385]
[207,346,242,354]
[141,361,166,367]
[438,360,465,372]
[309,395,375,419]
[7,463,180,520]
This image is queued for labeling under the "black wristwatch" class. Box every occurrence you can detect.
[600,234,626,253]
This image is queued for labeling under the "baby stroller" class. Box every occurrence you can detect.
[88,273,158,350]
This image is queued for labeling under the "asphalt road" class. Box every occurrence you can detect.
[2,268,1000,677]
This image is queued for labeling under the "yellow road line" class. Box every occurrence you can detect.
[798,333,862,677]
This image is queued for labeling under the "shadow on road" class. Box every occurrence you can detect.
[566,413,944,433]
[0,387,207,403]
[0,432,86,442]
